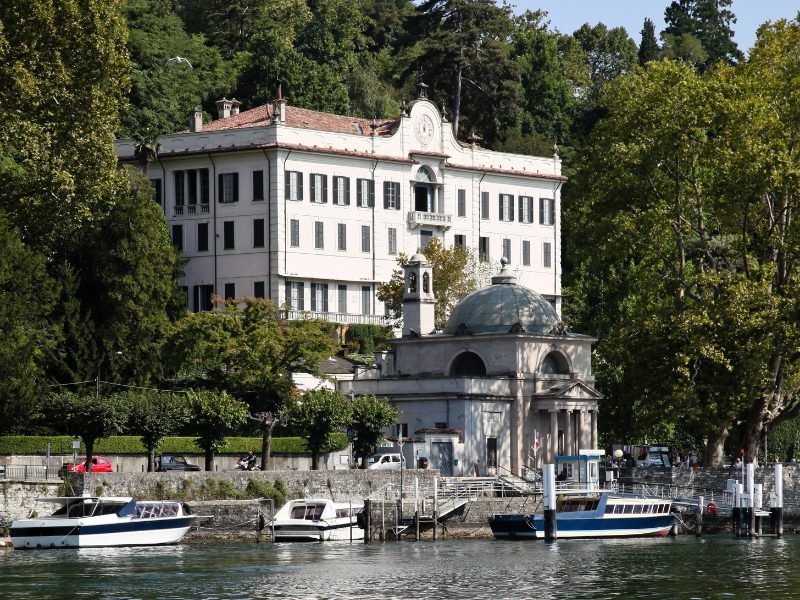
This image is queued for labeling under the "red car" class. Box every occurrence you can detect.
[61,456,113,474]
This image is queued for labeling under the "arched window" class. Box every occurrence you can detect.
[423,272,430,293]
[416,166,435,182]
[408,272,417,294]
[450,351,487,376]
[541,351,570,374]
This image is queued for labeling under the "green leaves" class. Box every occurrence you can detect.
[285,388,351,469]
[349,395,399,468]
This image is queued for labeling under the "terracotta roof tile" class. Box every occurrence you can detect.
[202,103,398,137]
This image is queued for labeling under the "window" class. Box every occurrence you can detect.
[224,283,235,300]
[174,171,185,206]
[285,171,303,201]
[200,169,209,204]
[333,176,350,206]
[338,223,347,251]
[171,224,183,252]
[454,234,466,248]
[357,178,374,207]
[285,281,304,310]
[499,194,515,222]
[311,283,329,312]
[252,170,264,201]
[457,188,466,217]
[420,229,432,250]
[361,286,372,315]
[314,221,324,249]
[338,284,347,314]
[197,222,209,252]
[481,191,489,220]
[522,240,530,266]
[383,181,401,210]
[150,178,162,205]
[388,228,397,255]
[254,281,265,299]
[223,220,234,249]
[218,173,239,203]
[487,438,497,469]
[503,238,511,261]
[253,219,265,248]
[479,236,489,262]
[193,284,214,312]
[519,196,534,223]
[396,423,409,438]
[310,173,328,204]
[543,241,552,268]
[361,225,371,252]
[187,169,197,205]
[290,219,300,247]
[540,197,555,225]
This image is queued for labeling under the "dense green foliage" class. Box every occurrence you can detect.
[286,388,351,469]
[349,395,400,468]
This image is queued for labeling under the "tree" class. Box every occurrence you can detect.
[377,237,490,330]
[349,395,400,468]
[50,391,129,472]
[286,388,350,470]
[0,0,130,252]
[187,389,249,471]
[659,32,708,67]
[638,18,660,66]
[663,0,743,68]
[0,211,57,433]
[401,0,523,144]
[164,298,338,469]
[127,391,188,472]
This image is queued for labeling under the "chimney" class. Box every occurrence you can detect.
[272,82,286,125]
[402,253,435,337]
[230,98,241,116]
[189,106,203,132]
[215,97,232,120]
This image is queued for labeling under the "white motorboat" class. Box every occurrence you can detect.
[271,498,364,541]
[11,496,196,549]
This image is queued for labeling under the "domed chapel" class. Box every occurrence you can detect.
[345,254,601,477]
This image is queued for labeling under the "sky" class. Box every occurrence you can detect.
[511,1,800,53]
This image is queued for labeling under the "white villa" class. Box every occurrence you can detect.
[115,85,565,321]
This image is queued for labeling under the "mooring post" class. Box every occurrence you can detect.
[380,498,385,541]
[696,495,703,537]
[733,483,742,538]
[432,477,438,542]
[364,499,371,544]
[773,461,784,538]
[747,463,756,538]
[414,476,420,541]
[754,483,763,537]
[395,498,401,542]
[543,463,557,541]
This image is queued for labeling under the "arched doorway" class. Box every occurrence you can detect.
[414,166,436,212]
[450,351,487,376]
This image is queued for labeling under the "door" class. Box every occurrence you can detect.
[431,442,453,476]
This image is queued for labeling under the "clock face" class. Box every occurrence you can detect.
[415,115,434,144]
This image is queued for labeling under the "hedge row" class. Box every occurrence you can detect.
[0,433,348,456]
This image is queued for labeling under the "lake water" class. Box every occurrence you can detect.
[1,535,797,599]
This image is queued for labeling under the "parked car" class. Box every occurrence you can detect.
[60,456,113,475]
[367,453,405,470]
[156,454,201,472]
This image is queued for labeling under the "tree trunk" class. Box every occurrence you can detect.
[311,451,320,470]
[147,448,155,472]
[452,62,463,137]
[85,439,95,473]
[704,424,728,467]
[204,449,214,472]
[260,419,278,470]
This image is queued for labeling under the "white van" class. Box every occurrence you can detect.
[367,453,405,470]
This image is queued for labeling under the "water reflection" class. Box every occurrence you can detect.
[3,536,800,599]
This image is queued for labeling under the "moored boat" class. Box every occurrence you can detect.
[11,496,195,549]
[489,492,675,540]
[271,498,364,541]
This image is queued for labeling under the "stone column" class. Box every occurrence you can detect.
[591,410,598,449]
[578,410,587,450]
[510,377,524,475]
[549,410,559,463]
[565,409,574,457]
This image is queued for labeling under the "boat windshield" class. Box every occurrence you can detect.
[50,500,126,518]
[290,504,325,520]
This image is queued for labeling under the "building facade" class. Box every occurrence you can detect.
[115,87,565,323]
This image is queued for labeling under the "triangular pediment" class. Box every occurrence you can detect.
[535,379,603,400]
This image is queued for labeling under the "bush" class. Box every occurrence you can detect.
[346,324,393,355]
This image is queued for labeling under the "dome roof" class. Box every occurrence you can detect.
[442,259,560,335]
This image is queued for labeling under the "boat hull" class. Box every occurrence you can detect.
[489,514,675,540]
[11,517,195,549]
[272,520,364,542]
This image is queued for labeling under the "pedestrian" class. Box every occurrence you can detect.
[689,453,699,470]
[733,457,742,471]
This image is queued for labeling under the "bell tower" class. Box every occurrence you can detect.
[402,253,435,337]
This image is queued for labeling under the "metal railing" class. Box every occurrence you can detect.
[1,465,62,480]
[280,310,392,326]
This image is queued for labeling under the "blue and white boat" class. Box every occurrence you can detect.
[271,498,364,541]
[11,496,195,549]
[489,492,675,539]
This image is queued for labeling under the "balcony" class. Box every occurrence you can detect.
[408,211,452,229]
[281,310,393,327]
[173,203,210,217]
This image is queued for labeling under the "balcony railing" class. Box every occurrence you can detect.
[173,203,210,217]
[281,310,392,326]
[408,211,452,229]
